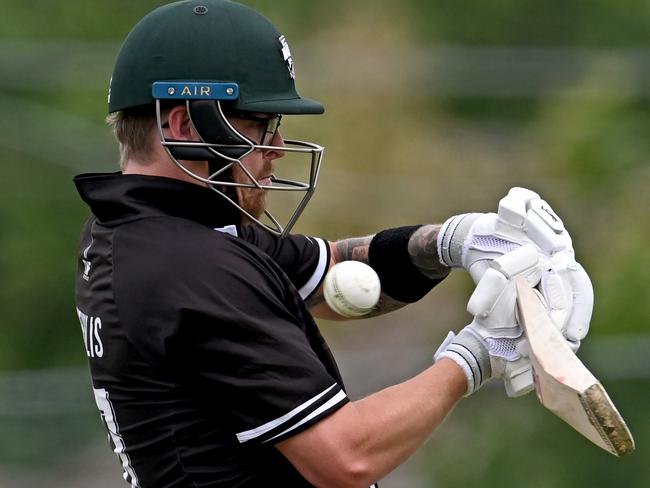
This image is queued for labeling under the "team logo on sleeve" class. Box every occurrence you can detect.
[278,35,295,79]
[82,241,93,281]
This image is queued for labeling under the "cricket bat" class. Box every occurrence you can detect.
[515,277,635,456]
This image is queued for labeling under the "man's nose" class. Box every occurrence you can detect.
[264,130,285,159]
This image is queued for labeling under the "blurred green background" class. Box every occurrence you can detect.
[0,1,648,486]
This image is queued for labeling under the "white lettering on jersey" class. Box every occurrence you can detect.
[76,308,104,358]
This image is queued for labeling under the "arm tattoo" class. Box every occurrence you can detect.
[333,235,373,263]
[407,224,451,280]
[305,235,373,310]
[307,226,450,316]
[363,293,406,318]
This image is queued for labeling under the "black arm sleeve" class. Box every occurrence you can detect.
[368,225,447,303]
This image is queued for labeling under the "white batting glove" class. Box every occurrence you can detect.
[435,245,540,396]
[436,187,593,349]
[539,250,593,351]
[437,187,571,279]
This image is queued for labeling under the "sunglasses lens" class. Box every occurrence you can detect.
[225,111,282,146]
[262,115,282,145]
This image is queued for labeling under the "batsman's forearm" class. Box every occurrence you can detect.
[307,226,450,318]
[351,359,465,478]
[407,224,451,280]
[333,235,375,264]
[277,358,466,488]
[332,225,450,281]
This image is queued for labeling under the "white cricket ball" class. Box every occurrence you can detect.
[323,261,381,317]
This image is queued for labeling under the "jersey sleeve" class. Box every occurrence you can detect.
[234,225,330,301]
[194,317,348,447]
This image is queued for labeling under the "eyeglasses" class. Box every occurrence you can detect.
[227,111,282,146]
[160,111,283,146]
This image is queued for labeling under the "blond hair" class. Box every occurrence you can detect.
[106,108,158,170]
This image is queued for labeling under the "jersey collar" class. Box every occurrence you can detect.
[73,172,241,228]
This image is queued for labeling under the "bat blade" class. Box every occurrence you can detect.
[515,277,635,456]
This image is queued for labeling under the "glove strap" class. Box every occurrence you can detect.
[434,330,490,396]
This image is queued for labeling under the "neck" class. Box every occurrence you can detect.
[122,152,209,187]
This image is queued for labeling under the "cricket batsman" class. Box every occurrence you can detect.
[74,1,593,486]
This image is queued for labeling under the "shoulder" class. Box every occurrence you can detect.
[112,217,284,300]
[115,217,259,266]
[237,225,322,256]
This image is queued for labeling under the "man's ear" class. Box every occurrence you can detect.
[166,105,197,141]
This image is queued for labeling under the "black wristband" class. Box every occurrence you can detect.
[368,225,447,303]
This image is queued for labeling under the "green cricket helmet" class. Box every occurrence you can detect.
[108,0,325,237]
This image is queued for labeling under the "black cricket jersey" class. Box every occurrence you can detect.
[73,173,358,487]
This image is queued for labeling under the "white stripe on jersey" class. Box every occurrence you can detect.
[236,383,342,443]
[264,390,348,443]
[94,388,140,487]
[298,237,328,300]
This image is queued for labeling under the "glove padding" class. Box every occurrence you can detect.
[435,245,540,396]
[539,250,593,350]
[436,187,592,348]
